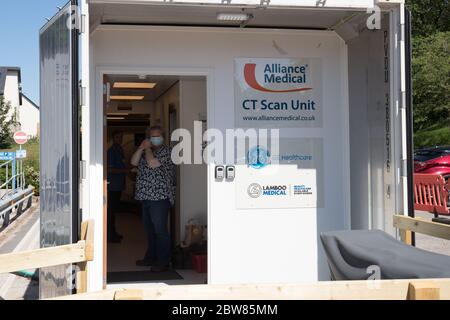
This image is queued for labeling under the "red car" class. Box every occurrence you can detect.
[414,146,450,218]
[414,146,450,178]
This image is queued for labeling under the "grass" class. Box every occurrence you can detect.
[414,124,450,149]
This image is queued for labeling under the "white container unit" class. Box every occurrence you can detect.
[39,0,413,298]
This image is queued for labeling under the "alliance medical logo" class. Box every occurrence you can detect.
[243,62,313,93]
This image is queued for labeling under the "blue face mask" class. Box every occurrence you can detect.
[150,136,164,146]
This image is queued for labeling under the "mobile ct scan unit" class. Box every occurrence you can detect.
[39,0,413,298]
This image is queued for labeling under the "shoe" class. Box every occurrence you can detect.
[136,259,156,267]
[151,265,170,273]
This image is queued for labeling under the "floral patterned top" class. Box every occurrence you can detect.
[135,145,176,206]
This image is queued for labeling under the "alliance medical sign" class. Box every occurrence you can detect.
[235,58,323,128]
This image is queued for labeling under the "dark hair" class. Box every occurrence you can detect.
[112,131,123,138]
[149,125,163,132]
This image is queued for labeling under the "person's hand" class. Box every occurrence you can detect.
[140,139,151,150]
[149,158,161,169]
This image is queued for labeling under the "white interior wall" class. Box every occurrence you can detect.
[154,81,179,133]
[90,26,350,285]
[179,79,208,240]
[347,14,394,232]
[152,79,208,242]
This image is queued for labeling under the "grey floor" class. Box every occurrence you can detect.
[107,209,208,286]
[415,211,450,256]
[0,200,39,300]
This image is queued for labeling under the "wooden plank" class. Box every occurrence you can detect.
[393,215,450,240]
[76,262,88,294]
[399,229,413,245]
[76,220,95,294]
[51,278,450,300]
[407,282,440,300]
[114,289,144,300]
[83,220,95,261]
[0,241,87,274]
[50,289,117,300]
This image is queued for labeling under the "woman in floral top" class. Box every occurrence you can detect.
[131,126,175,272]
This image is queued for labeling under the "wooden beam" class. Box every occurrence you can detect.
[83,220,95,261]
[394,215,450,240]
[51,278,450,300]
[114,289,144,300]
[76,220,94,294]
[0,241,87,274]
[407,282,440,300]
[399,229,413,245]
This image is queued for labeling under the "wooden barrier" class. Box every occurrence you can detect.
[0,220,94,293]
[414,174,450,216]
[51,278,450,300]
[394,215,450,241]
[45,216,450,301]
[2,216,447,300]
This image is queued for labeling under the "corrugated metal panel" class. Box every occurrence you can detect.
[39,2,76,299]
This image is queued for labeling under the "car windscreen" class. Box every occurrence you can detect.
[414,150,448,162]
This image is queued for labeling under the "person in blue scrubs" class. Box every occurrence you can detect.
[107,131,128,243]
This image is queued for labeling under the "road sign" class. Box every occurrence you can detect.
[0,152,16,161]
[13,131,28,145]
[16,149,27,159]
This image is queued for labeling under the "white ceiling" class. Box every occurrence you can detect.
[90,4,365,30]
[107,74,205,101]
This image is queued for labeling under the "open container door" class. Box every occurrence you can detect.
[39,0,80,298]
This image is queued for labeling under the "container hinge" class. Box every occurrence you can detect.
[80,160,87,180]
[79,14,86,34]
[79,82,86,107]
[386,184,391,199]
[401,159,408,177]
[400,91,406,110]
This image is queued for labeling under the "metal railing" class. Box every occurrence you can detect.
[0,158,26,200]
[0,155,33,229]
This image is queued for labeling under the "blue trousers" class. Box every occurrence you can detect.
[142,199,171,266]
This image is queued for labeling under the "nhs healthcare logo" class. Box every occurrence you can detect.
[235,58,323,128]
[247,145,271,169]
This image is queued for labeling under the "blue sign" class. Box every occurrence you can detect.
[0,152,16,161]
[247,146,271,169]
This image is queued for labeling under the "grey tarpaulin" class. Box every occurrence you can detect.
[320,230,450,280]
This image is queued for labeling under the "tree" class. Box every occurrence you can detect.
[406,0,450,36]
[412,32,450,132]
[0,96,20,149]
[406,1,450,148]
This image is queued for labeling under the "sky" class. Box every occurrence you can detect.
[0,0,69,104]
